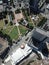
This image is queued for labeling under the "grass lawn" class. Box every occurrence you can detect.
[0,22,28,40]
[2,22,13,34]
[2,26,13,34]
[22,10,34,27]
[0,20,4,30]
[1,22,19,40]
[28,22,33,26]
[9,26,19,40]
[0,19,28,40]
[19,25,28,36]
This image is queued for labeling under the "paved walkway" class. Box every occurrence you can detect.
[17,26,21,36]
[8,25,15,35]
[14,11,21,37]
[30,16,35,27]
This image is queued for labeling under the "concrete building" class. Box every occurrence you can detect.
[13,0,46,10]
[0,37,9,59]
[4,44,32,65]
[32,28,49,54]
[38,0,46,8]
[32,29,46,42]
[30,0,46,13]
[3,0,10,5]
[0,0,11,12]
[3,0,11,11]
[0,0,3,12]
[13,0,29,9]
[0,0,46,12]
[46,0,49,3]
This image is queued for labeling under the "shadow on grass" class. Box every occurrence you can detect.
[0,31,12,46]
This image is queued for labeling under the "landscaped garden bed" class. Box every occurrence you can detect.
[9,26,19,40]
[0,20,4,30]
[22,9,34,29]
[19,25,28,36]
[37,17,47,27]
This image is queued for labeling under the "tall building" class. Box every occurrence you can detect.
[29,0,46,13]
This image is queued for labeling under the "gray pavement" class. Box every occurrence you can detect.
[19,52,37,65]
[40,3,49,29]
[41,3,49,19]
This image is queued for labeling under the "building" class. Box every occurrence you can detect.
[32,28,49,40]
[0,37,9,59]
[13,0,29,9]
[46,0,49,3]
[3,0,10,5]
[32,28,47,42]
[0,0,46,13]
[0,4,3,12]
[29,0,46,13]
[21,19,28,26]
[4,44,32,65]
[0,0,3,12]
[3,0,11,11]
[38,0,46,8]
[13,0,46,10]
[32,28,49,55]
[0,0,11,12]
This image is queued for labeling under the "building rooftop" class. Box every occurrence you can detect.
[0,5,3,12]
[35,28,49,37]
[32,28,49,42]
[32,28,46,42]
[4,44,32,65]
[0,37,8,55]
